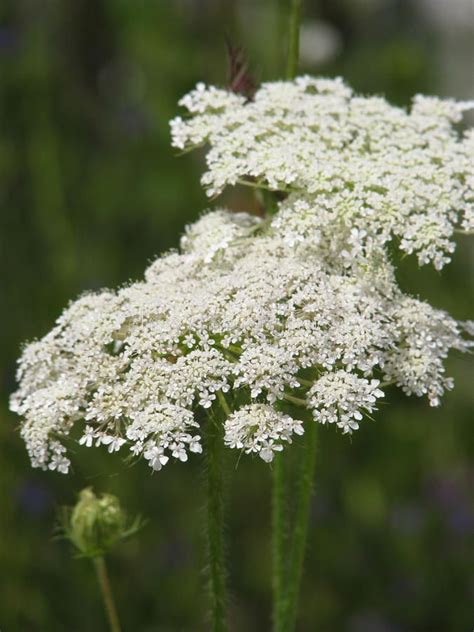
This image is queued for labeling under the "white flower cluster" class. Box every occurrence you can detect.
[224,404,304,463]
[10,77,473,474]
[180,209,261,264]
[172,77,474,269]
[308,371,384,434]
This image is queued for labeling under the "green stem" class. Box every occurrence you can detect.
[93,556,122,632]
[236,177,293,194]
[454,228,474,235]
[285,0,302,80]
[297,377,314,387]
[217,390,232,416]
[272,452,288,632]
[282,420,318,631]
[272,2,306,629]
[283,392,307,407]
[205,411,228,631]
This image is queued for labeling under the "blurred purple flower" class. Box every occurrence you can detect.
[161,535,192,571]
[390,574,421,602]
[16,480,53,517]
[390,503,424,534]
[0,26,20,54]
[348,611,405,632]
[426,470,474,536]
[117,106,151,137]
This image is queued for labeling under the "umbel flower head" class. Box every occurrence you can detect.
[172,77,474,269]
[10,77,473,474]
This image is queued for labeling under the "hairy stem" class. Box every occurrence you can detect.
[272,452,289,632]
[282,419,318,630]
[272,1,307,630]
[93,556,122,632]
[205,411,228,631]
[285,0,302,80]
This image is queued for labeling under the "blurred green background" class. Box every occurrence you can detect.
[1,1,473,630]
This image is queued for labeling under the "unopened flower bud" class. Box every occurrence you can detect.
[62,487,142,558]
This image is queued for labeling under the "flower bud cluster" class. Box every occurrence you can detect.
[62,487,141,557]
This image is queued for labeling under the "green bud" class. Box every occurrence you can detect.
[62,487,142,558]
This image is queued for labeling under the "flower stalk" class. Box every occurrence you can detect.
[272,452,289,632]
[282,418,318,630]
[205,406,229,631]
[273,2,319,630]
[60,488,143,632]
[285,0,302,80]
[93,556,122,632]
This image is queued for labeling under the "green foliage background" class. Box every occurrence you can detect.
[0,1,472,630]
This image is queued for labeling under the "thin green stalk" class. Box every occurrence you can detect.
[285,0,302,80]
[93,556,122,632]
[272,3,305,628]
[217,390,232,416]
[205,410,228,632]
[272,452,288,632]
[237,177,293,194]
[282,420,318,630]
[298,377,314,387]
[282,392,307,407]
